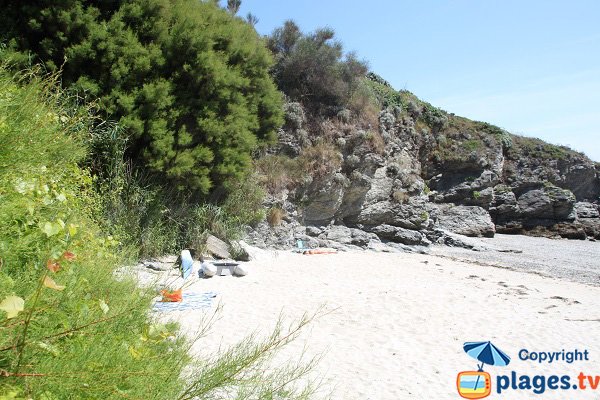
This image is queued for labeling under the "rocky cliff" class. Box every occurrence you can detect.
[247,74,600,250]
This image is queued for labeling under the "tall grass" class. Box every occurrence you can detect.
[0,65,319,398]
[89,121,267,258]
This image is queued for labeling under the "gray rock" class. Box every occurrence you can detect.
[305,226,323,236]
[357,200,430,230]
[325,225,353,244]
[428,229,490,251]
[142,261,171,271]
[436,205,495,237]
[575,202,599,219]
[233,264,248,276]
[206,234,231,259]
[349,228,371,247]
[369,224,425,245]
[302,176,345,225]
[201,261,217,277]
[517,185,575,221]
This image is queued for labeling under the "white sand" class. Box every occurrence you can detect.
[155,248,600,399]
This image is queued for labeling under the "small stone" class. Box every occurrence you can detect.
[201,262,217,278]
[233,264,248,276]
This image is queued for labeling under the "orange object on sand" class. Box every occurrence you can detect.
[303,248,337,255]
[160,289,183,302]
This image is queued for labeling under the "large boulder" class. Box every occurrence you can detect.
[205,234,231,259]
[434,205,495,237]
[323,225,374,248]
[517,185,575,221]
[368,224,425,245]
[302,174,345,225]
[357,199,431,230]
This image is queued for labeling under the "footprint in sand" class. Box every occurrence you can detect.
[549,295,581,305]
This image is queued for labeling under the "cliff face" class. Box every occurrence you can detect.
[250,77,600,249]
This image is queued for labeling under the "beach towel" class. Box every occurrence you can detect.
[153,291,217,312]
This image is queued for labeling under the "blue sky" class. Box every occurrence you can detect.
[233,0,600,161]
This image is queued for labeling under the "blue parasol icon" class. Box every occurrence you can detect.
[463,341,511,391]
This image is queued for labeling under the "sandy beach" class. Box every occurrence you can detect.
[149,236,600,399]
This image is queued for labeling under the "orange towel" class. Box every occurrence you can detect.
[160,289,183,302]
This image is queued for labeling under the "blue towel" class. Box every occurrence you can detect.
[152,291,217,312]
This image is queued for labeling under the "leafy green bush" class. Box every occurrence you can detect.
[1,0,283,196]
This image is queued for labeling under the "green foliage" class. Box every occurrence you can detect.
[463,139,483,152]
[0,63,318,400]
[0,66,188,398]
[1,0,283,196]
[420,102,448,129]
[475,122,513,150]
[364,74,403,109]
[472,190,481,199]
[509,135,576,161]
[267,20,368,114]
[222,174,266,228]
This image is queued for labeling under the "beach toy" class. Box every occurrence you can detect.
[180,249,193,279]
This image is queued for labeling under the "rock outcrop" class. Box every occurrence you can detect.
[249,84,599,249]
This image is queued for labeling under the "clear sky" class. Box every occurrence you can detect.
[233,0,600,161]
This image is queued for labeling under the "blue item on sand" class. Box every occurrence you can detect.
[180,249,193,279]
[153,291,217,312]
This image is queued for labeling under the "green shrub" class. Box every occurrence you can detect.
[463,139,483,152]
[0,63,318,400]
[1,0,283,196]
[364,75,404,109]
[268,21,368,114]
[0,66,188,398]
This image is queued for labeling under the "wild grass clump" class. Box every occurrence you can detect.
[255,155,306,196]
[298,144,342,180]
[267,207,286,227]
